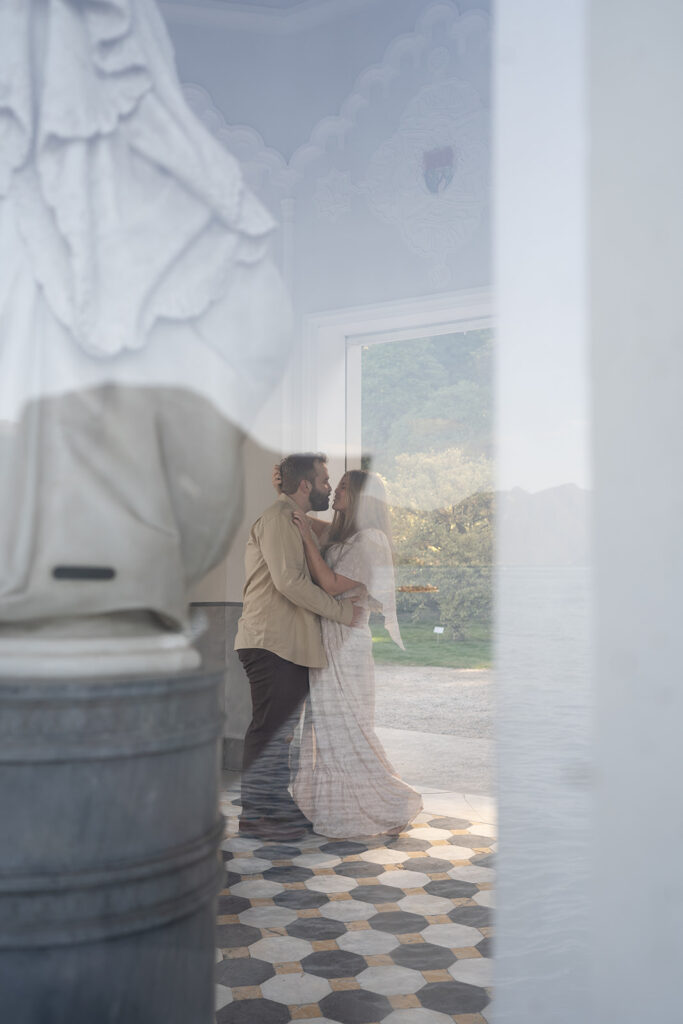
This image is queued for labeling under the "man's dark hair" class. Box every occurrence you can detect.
[279,453,327,495]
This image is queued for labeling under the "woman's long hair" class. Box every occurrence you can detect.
[325,470,393,551]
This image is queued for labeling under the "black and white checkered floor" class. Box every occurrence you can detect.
[215,778,494,1024]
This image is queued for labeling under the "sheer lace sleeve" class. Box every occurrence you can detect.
[344,529,404,650]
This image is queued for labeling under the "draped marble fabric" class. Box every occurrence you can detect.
[0,0,289,641]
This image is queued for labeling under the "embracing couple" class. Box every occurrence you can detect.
[234,452,422,841]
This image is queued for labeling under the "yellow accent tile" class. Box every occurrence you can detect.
[286,882,306,890]
[297,908,321,918]
[225,947,250,958]
[329,893,352,901]
[397,934,425,944]
[455,1015,489,1024]
[426,915,452,925]
[423,969,453,983]
[311,940,339,951]
[347,920,371,931]
[329,978,361,991]
[275,962,303,974]
[478,882,494,890]
[388,994,421,1009]
[430,873,450,880]
[454,947,482,959]
[232,986,261,1000]
[315,868,335,876]
[479,926,494,938]
[216,914,239,925]
[290,1006,323,1020]
[251,898,275,907]
[364,954,395,966]
[376,903,400,913]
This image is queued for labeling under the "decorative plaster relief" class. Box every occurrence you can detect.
[182,2,490,283]
[313,169,359,223]
[182,84,297,207]
[362,75,488,283]
[311,23,489,285]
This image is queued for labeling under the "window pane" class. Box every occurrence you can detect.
[360,329,493,670]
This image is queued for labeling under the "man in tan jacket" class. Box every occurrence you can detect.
[235,453,360,840]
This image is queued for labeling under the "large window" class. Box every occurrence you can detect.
[346,326,493,669]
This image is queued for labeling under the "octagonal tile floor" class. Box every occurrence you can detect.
[216,783,494,1023]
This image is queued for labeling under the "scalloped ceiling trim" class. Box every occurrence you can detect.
[182,2,490,192]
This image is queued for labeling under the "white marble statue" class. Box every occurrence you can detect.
[0,0,290,675]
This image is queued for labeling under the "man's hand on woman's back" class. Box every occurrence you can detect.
[350,597,365,628]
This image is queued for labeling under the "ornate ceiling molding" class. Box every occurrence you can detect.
[292,3,488,177]
[182,1,491,282]
[182,84,297,201]
[182,2,490,176]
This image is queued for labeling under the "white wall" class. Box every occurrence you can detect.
[493,2,592,1020]
[164,0,493,600]
[591,1,683,1020]
[495,0,683,1021]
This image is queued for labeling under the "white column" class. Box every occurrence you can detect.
[495,1,683,1021]
[493,1,592,1021]
[591,2,683,1020]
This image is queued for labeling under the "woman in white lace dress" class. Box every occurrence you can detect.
[289,470,422,838]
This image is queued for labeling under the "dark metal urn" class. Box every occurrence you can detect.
[0,668,225,1024]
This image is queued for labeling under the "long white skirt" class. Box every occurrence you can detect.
[292,619,422,838]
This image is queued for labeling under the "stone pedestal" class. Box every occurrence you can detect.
[0,668,225,1024]
[192,603,250,771]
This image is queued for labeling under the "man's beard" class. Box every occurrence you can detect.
[309,486,330,512]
